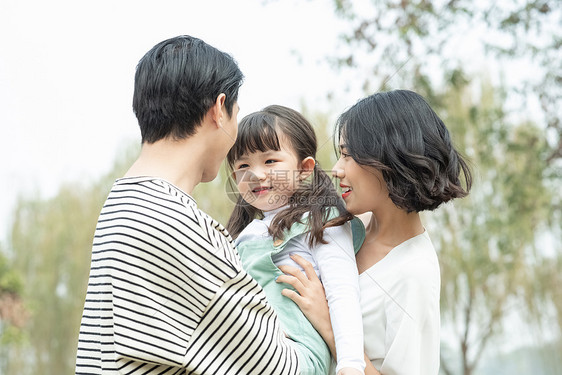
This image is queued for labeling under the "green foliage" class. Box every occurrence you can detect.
[192,164,236,225]
[0,249,26,362]
[301,102,341,168]
[0,252,22,295]
[424,80,556,374]
[330,0,561,163]
[1,144,138,375]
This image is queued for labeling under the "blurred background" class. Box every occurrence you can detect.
[0,0,560,374]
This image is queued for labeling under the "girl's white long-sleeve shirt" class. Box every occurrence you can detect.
[236,208,365,374]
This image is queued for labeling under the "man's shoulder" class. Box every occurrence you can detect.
[109,177,196,203]
[105,177,199,218]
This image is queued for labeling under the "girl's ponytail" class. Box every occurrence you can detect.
[269,162,352,247]
[226,195,259,240]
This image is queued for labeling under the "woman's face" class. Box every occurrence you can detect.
[332,142,389,215]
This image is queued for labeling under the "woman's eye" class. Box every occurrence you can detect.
[339,147,350,158]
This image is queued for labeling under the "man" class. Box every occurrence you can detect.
[76,35,300,374]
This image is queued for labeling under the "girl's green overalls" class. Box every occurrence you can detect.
[237,216,365,375]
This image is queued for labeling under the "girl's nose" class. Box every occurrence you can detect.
[250,168,268,181]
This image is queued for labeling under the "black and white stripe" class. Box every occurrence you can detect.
[76,177,300,374]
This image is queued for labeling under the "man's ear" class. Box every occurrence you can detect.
[299,157,316,180]
[211,93,227,128]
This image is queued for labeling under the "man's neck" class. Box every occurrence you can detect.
[124,137,206,195]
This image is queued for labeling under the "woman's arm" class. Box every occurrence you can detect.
[277,254,381,375]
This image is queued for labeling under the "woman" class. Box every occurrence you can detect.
[277,90,472,375]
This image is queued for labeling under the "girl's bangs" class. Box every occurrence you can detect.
[230,113,280,161]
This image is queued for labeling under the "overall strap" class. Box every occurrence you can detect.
[271,208,366,253]
[350,216,366,254]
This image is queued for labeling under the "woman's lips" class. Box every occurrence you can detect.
[340,184,352,199]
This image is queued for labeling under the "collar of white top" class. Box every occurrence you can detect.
[262,205,289,222]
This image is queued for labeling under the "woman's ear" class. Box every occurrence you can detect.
[299,157,316,180]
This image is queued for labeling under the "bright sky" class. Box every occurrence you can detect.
[0,0,550,242]
[0,0,357,238]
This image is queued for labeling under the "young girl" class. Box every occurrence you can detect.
[226,105,365,375]
[278,90,473,375]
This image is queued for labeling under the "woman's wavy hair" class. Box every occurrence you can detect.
[227,105,351,246]
[336,90,472,212]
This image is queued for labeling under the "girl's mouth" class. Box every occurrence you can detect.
[252,186,272,195]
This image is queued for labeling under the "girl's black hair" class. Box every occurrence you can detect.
[227,105,351,246]
[336,89,472,212]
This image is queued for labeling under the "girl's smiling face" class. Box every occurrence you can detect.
[233,135,311,212]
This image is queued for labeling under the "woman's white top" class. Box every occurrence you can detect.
[360,231,440,375]
[236,207,365,374]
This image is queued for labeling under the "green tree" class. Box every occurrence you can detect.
[424,78,555,374]
[0,248,26,373]
[2,145,137,375]
[330,0,561,162]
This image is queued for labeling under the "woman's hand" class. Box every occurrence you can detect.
[278,254,382,375]
[277,254,336,357]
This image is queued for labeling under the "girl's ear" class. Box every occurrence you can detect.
[299,157,316,180]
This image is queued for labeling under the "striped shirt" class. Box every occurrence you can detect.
[76,177,300,374]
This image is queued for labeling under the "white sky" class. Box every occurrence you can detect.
[0,0,356,238]
[0,0,550,240]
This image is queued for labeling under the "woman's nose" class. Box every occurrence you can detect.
[332,168,344,179]
[332,159,344,179]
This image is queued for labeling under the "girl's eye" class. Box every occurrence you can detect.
[265,159,276,164]
[236,163,249,169]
